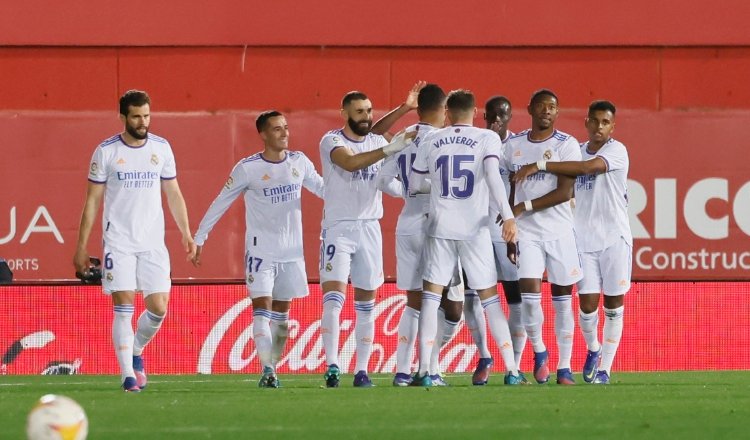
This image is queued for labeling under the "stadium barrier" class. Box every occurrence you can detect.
[1,282,748,376]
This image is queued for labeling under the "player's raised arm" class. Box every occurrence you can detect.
[371,80,426,141]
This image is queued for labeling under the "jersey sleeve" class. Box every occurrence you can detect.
[379,155,399,180]
[161,143,177,179]
[560,137,583,162]
[193,162,248,246]
[320,133,347,163]
[88,147,108,184]
[483,134,503,162]
[411,135,430,174]
[597,141,629,173]
[301,153,325,198]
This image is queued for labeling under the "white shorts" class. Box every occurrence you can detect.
[245,253,309,300]
[577,237,632,296]
[423,230,497,290]
[517,231,583,286]
[493,241,519,282]
[102,244,171,296]
[319,220,384,291]
[445,283,464,302]
[396,233,425,291]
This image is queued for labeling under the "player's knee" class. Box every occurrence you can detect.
[441,300,463,322]
[578,293,600,314]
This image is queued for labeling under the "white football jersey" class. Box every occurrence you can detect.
[319,129,388,227]
[193,151,324,262]
[489,130,515,243]
[88,133,176,253]
[379,122,435,236]
[412,124,503,240]
[575,138,632,252]
[503,129,582,241]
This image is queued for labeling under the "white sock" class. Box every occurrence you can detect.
[431,311,459,376]
[133,310,165,356]
[481,296,517,374]
[552,295,574,370]
[578,309,601,352]
[600,306,624,374]
[270,311,289,366]
[507,302,526,367]
[321,291,345,367]
[521,293,546,353]
[113,304,135,382]
[253,309,273,369]
[354,299,375,373]
[418,292,441,376]
[464,291,491,358]
[395,306,420,375]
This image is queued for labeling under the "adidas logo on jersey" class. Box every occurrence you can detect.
[117,158,126,165]
[262,174,271,181]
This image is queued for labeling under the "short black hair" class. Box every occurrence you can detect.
[418,84,446,112]
[119,90,150,116]
[255,110,284,132]
[588,100,617,117]
[446,89,475,112]
[485,95,511,113]
[529,88,558,106]
[342,91,369,108]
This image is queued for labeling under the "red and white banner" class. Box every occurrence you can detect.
[2,110,749,281]
[2,282,748,376]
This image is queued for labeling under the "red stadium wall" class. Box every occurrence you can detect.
[2,1,750,282]
[2,282,748,375]
[2,46,750,281]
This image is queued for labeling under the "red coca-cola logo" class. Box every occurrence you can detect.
[197,294,481,374]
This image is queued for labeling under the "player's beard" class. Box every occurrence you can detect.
[125,123,149,140]
[347,117,372,136]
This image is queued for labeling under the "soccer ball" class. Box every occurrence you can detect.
[26,394,88,440]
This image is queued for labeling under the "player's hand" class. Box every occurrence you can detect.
[512,163,539,183]
[73,249,90,276]
[383,131,416,156]
[501,218,517,244]
[191,245,203,267]
[183,235,197,262]
[506,241,518,265]
[405,80,427,110]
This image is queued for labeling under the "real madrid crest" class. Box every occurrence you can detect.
[543,149,552,160]
[292,168,299,178]
[247,274,254,284]
[106,272,114,282]
[150,154,159,165]
[325,262,333,272]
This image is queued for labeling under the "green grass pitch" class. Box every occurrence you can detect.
[3,372,749,439]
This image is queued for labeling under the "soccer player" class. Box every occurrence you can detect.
[504,89,583,385]
[319,90,415,387]
[73,90,196,392]
[191,111,324,388]
[467,95,529,385]
[513,100,631,384]
[376,83,464,386]
[409,89,524,386]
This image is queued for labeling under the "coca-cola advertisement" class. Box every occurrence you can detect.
[1,282,748,376]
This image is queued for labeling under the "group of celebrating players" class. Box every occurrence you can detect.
[74,82,631,392]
